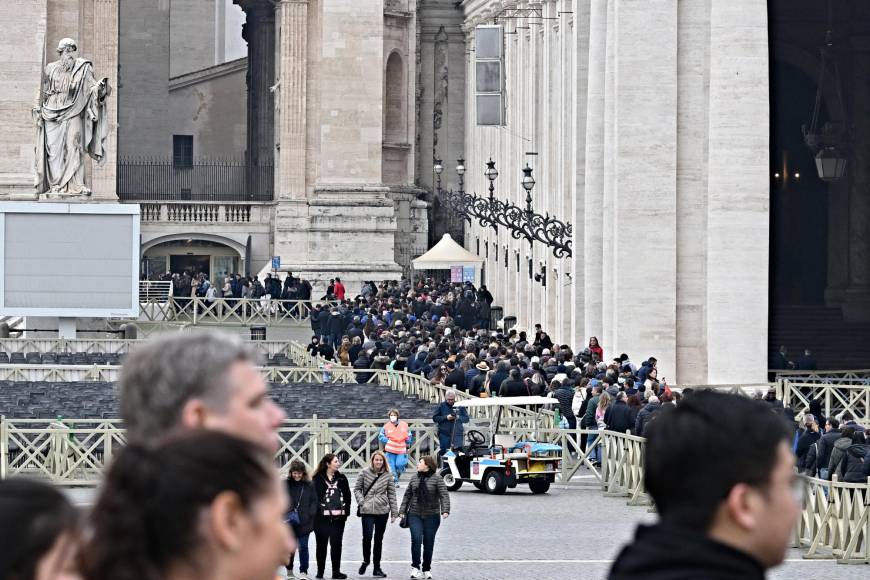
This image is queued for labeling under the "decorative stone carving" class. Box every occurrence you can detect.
[432,26,448,157]
[34,38,110,196]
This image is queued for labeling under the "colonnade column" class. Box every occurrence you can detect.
[275,0,308,200]
[237,0,276,197]
[843,36,870,322]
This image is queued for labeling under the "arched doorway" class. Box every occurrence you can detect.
[142,238,244,285]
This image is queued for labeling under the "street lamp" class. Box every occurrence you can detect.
[484,158,499,233]
[433,159,443,195]
[456,157,465,193]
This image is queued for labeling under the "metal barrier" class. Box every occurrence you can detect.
[138,297,338,325]
[774,370,870,385]
[797,475,870,563]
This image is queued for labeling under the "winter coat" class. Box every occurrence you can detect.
[371,355,391,371]
[353,353,373,383]
[312,472,352,523]
[795,430,820,470]
[828,437,853,479]
[841,444,870,483]
[816,429,842,471]
[469,373,487,397]
[610,523,764,580]
[317,309,330,334]
[311,309,322,333]
[353,467,398,517]
[582,394,601,428]
[550,387,575,420]
[432,402,469,447]
[801,439,820,476]
[605,400,635,434]
[634,402,660,437]
[500,379,528,397]
[399,473,451,518]
[286,479,319,536]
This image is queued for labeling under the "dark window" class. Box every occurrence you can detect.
[173,135,193,167]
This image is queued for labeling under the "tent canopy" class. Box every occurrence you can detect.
[411,233,484,271]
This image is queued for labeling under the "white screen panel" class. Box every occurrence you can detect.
[4,213,136,312]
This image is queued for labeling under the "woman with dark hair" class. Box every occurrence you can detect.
[311,454,352,580]
[82,430,294,580]
[588,337,604,362]
[287,460,319,580]
[626,393,643,433]
[399,456,450,579]
[0,478,81,580]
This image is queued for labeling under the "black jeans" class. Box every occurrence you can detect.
[361,513,389,567]
[314,517,345,575]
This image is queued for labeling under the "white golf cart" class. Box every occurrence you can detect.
[440,396,563,495]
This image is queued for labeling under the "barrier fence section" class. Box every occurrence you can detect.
[1,416,867,563]
[138,297,338,325]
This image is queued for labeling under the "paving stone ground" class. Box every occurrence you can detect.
[67,481,867,580]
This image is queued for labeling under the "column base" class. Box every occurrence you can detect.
[842,287,870,322]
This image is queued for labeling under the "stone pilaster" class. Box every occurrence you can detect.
[275,0,308,200]
[90,0,119,199]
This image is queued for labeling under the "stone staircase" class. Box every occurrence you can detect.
[769,306,870,370]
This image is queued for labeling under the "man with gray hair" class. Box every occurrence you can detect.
[432,389,469,459]
[119,331,286,451]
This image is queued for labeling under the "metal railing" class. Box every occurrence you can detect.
[138,297,336,325]
[118,157,273,201]
[773,370,870,385]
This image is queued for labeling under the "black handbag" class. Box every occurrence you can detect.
[356,472,383,517]
[398,482,411,528]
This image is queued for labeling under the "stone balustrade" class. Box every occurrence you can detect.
[138,201,267,224]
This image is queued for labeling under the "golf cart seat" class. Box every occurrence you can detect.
[494,434,517,447]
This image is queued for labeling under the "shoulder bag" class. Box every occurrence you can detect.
[356,471,384,517]
[285,484,304,525]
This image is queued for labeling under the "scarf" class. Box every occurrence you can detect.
[416,471,432,505]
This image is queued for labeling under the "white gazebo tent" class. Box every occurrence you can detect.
[412,233,485,286]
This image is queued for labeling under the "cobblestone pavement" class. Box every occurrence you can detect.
[68,482,866,580]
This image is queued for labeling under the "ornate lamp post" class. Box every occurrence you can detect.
[456,158,465,193]
[433,159,444,194]
[521,164,537,281]
[484,158,499,233]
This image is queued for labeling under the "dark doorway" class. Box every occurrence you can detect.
[170,255,210,277]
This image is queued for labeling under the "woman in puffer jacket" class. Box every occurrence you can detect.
[399,456,450,579]
[286,460,319,580]
[353,451,398,578]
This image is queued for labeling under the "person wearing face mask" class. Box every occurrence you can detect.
[379,409,413,488]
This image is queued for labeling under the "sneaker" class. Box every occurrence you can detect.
[409,568,423,579]
[423,573,433,579]
[395,481,401,488]
[287,572,296,580]
[298,574,311,580]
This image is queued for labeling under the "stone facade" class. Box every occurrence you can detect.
[461,0,770,384]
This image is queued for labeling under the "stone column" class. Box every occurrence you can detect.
[582,0,606,344]
[706,0,770,382]
[843,36,870,322]
[237,0,276,197]
[275,0,308,200]
[90,0,119,199]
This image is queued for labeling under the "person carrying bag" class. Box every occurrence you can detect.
[353,451,398,578]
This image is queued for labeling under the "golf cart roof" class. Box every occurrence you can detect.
[453,396,557,408]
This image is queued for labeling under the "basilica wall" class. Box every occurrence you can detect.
[462,0,770,384]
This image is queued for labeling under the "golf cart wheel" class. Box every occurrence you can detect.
[528,478,551,494]
[483,470,507,495]
[440,468,462,491]
[473,481,486,492]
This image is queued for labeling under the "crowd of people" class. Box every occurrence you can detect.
[1,319,867,580]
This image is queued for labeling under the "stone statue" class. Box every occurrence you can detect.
[33,38,110,196]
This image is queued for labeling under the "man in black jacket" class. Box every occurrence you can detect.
[443,361,466,392]
[604,392,634,434]
[609,391,799,580]
[500,369,527,397]
[816,417,842,479]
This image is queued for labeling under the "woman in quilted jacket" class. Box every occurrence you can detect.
[399,456,450,580]
[353,451,398,578]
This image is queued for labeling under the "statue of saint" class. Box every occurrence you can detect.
[33,38,110,196]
